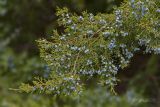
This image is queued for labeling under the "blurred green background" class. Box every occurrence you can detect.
[0,0,159,107]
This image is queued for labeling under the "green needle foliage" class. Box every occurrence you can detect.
[19,0,160,96]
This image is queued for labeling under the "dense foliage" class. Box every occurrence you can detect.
[0,0,160,107]
[19,0,160,96]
